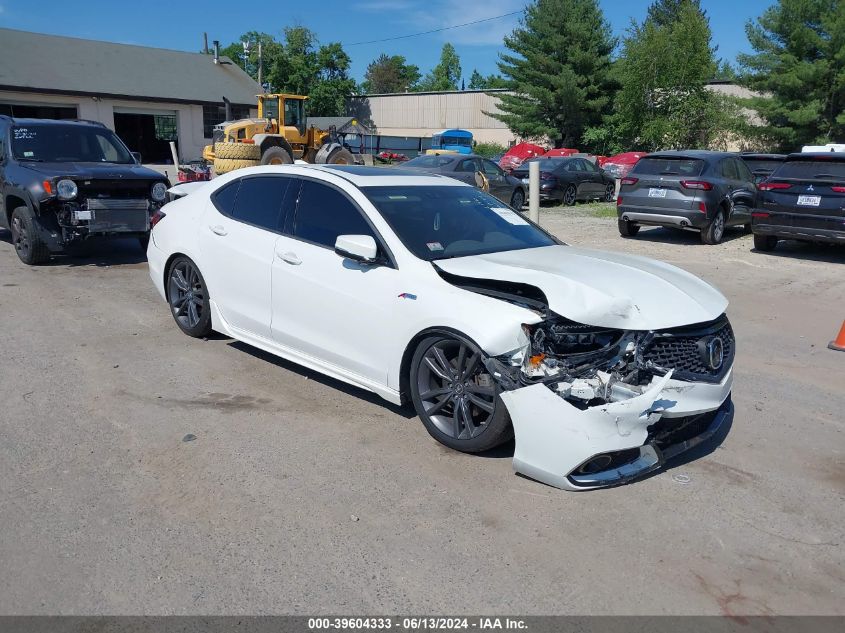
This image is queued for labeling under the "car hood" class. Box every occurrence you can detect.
[435,245,727,330]
[20,161,167,182]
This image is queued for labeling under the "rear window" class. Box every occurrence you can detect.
[773,160,845,181]
[632,157,705,177]
[741,159,784,174]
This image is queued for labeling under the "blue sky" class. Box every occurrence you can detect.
[0,0,774,82]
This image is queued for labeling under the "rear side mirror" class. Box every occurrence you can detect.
[131,152,142,164]
[335,234,378,264]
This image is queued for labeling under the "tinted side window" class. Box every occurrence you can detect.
[212,181,240,215]
[293,181,375,248]
[719,159,738,180]
[582,159,599,172]
[482,160,503,177]
[734,159,754,183]
[457,159,477,173]
[228,176,289,231]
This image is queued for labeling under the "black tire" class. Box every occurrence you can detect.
[138,234,150,252]
[510,189,525,210]
[410,334,512,453]
[260,146,293,166]
[603,182,616,202]
[166,256,212,338]
[618,217,640,237]
[753,234,778,252]
[326,147,355,165]
[701,209,727,245]
[562,184,577,206]
[10,206,49,265]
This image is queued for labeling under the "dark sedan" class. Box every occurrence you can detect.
[617,151,757,244]
[752,152,845,251]
[401,153,526,209]
[511,156,615,205]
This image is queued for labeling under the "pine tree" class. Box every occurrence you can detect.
[494,0,615,147]
[739,0,845,149]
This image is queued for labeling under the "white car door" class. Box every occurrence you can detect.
[198,175,290,337]
[270,178,399,384]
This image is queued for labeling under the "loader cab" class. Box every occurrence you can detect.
[258,94,307,137]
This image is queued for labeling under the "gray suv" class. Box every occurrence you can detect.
[617,151,757,244]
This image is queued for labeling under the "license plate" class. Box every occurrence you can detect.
[648,188,667,198]
[797,195,821,206]
[521,178,529,185]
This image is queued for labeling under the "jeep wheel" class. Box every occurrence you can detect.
[260,146,293,166]
[10,206,49,265]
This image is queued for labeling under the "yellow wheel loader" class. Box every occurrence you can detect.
[203,94,355,174]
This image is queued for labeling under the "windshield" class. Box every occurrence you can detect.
[633,157,705,177]
[11,124,134,164]
[404,155,456,169]
[773,160,845,181]
[362,185,557,261]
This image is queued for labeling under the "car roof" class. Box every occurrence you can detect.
[785,152,845,161]
[645,150,735,160]
[211,164,469,188]
[740,153,787,160]
[1,116,106,128]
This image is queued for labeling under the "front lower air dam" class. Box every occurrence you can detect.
[500,372,733,491]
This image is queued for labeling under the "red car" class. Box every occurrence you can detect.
[499,142,546,172]
[602,152,646,179]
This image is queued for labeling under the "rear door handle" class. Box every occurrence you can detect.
[209,225,228,236]
[277,251,301,265]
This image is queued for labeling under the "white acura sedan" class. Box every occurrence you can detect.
[148,165,734,490]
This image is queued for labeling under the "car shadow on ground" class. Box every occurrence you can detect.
[753,240,845,263]
[227,340,417,420]
[0,231,148,267]
[631,225,749,245]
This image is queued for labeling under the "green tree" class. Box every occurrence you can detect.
[418,43,462,91]
[586,0,722,152]
[646,0,704,26]
[468,69,509,89]
[220,31,284,87]
[494,0,616,148]
[738,0,845,149]
[308,42,358,116]
[361,54,421,93]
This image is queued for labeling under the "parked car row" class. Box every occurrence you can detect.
[616,149,845,249]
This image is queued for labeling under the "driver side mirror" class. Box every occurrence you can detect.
[335,234,379,264]
[131,152,142,164]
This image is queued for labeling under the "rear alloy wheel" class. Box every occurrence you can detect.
[10,206,49,265]
[410,335,512,453]
[701,210,726,245]
[618,217,640,237]
[603,182,616,202]
[510,189,525,210]
[562,184,577,206]
[753,234,778,252]
[167,256,212,337]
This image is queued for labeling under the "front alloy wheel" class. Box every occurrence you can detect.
[410,335,512,453]
[510,189,525,210]
[604,182,616,202]
[167,257,212,337]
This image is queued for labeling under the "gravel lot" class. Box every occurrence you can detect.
[0,208,842,616]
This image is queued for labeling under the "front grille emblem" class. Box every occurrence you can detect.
[698,336,724,371]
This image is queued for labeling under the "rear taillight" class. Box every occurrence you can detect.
[698,202,707,213]
[752,212,770,218]
[620,177,638,186]
[616,196,623,207]
[757,182,792,191]
[680,180,713,191]
[150,210,166,228]
[831,186,845,193]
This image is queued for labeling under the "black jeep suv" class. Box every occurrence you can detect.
[0,116,169,264]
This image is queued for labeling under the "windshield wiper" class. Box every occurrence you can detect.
[813,174,840,179]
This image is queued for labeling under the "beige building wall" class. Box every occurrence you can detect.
[0,90,256,161]
[349,90,518,146]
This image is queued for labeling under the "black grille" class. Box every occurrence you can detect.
[641,317,734,382]
[647,409,719,449]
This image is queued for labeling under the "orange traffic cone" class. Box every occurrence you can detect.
[829,320,845,352]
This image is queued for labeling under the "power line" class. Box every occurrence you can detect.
[344,10,522,46]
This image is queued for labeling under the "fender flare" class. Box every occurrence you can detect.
[2,186,37,227]
[253,134,295,161]
[315,142,342,164]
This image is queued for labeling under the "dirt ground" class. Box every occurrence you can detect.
[0,208,842,616]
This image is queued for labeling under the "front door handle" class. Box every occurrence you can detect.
[209,225,228,236]
[277,251,301,265]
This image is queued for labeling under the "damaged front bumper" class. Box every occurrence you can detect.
[501,369,733,491]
